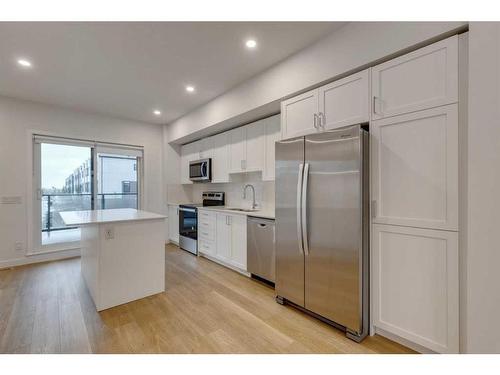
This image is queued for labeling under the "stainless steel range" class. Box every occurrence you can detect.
[179,192,224,255]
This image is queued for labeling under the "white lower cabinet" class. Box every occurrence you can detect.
[215,213,232,260]
[198,210,216,257]
[229,214,247,270]
[198,209,247,273]
[168,205,179,244]
[372,224,459,353]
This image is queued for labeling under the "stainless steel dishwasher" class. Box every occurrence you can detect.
[247,216,275,283]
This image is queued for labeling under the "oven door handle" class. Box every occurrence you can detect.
[179,207,197,213]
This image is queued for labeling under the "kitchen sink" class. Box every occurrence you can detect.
[226,207,259,212]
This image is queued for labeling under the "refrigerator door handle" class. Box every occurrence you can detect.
[301,163,310,255]
[297,163,304,255]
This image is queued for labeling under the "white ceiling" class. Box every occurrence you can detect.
[0,22,344,125]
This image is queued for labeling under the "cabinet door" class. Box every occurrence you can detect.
[168,205,179,243]
[200,137,213,160]
[371,35,458,119]
[281,88,319,139]
[215,213,231,261]
[263,114,281,181]
[318,69,369,130]
[211,132,230,183]
[229,126,247,173]
[245,119,266,172]
[372,224,458,353]
[180,144,194,185]
[191,140,203,160]
[229,214,247,270]
[371,105,458,231]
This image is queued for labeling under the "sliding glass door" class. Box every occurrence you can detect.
[33,136,143,252]
[95,146,142,210]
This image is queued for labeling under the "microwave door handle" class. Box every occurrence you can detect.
[201,162,207,177]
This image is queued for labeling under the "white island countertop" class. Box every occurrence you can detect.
[60,208,166,226]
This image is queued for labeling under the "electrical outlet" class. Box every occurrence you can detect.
[15,241,24,251]
[104,227,114,240]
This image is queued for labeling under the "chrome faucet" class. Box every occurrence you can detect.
[243,184,257,210]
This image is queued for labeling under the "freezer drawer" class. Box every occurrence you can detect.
[247,217,276,283]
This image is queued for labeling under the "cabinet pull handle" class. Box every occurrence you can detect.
[318,112,325,129]
[313,113,318,129]
[373,96,382,115]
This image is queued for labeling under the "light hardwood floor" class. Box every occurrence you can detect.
[0,244,415,354]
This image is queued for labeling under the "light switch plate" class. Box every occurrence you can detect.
[1,196,22,204]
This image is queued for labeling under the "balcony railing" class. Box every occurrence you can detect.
[42,193,138,232]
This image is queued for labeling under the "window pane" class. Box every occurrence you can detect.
[97,155,138,210]
[40,143,92,245]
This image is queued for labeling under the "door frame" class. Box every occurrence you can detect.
[27,129,144,256]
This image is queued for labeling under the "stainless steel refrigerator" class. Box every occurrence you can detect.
[275,124,369,342]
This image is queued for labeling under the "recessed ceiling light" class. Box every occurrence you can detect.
[186,85,195,93]
[17,59,32,68]
[245,39,257,49]
[153,110,161,116]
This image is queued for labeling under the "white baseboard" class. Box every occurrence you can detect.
[198,252,250,277]
[374,326,436,354]
[0,248,81,269]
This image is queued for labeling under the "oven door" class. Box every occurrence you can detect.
[179,206,197,240]
[189,159,211,182]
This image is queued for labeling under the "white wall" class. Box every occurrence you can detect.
[167,22,466,144]
[0,96,164,267]
[466,22,500,354]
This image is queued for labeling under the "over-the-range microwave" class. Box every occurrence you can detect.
[189,158,211,182]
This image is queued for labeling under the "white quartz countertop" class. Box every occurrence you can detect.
[197,206,275,220]
[60,208,166,226]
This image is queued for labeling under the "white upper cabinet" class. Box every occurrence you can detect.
[179,115,276,183]
[244,119,266,172]
[210,132,230,183]
[180,142,195,184]
[229,119,266,174]
[281,69,370,139]
[263,114,281,181]
[229,126,247,173]
[281,88,319,139]
[372,224,459,353]
[371,104,458,231]
[318,69,370,130]
[371,35,458,120]
[199,137,213,160]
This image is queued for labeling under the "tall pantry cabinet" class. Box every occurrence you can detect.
[370,35,460,354]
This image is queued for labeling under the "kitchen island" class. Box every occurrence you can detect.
[60,208,166,311]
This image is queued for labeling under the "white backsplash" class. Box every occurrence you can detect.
[191,172,275,211]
